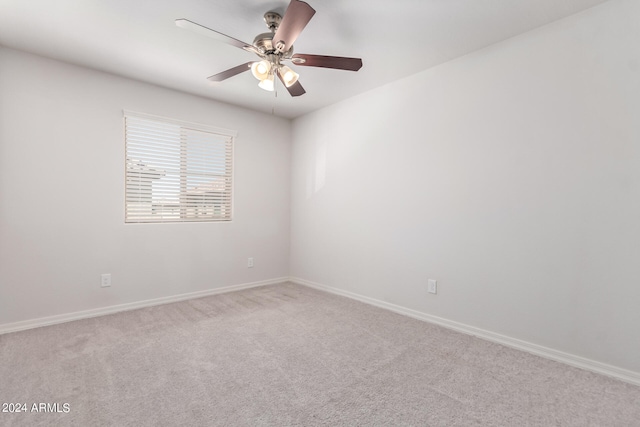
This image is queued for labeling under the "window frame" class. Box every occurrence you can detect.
[123,110,236,224]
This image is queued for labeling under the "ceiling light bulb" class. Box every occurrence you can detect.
[251,60,271,81]
[279,65,299,87]
[258,73,275,91]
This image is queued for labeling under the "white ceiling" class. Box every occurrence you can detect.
[0,0,610,119]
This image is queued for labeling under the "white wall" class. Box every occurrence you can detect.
[0,47,291,325]
[290,0,640,373]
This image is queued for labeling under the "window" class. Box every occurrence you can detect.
[124,111,234,223]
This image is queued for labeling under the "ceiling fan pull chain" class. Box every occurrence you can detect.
[272,86,278,115]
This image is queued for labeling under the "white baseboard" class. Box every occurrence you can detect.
[0,277,288,335]
[290,276,640,387]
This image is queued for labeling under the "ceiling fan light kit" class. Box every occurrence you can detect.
[176,0,362,97]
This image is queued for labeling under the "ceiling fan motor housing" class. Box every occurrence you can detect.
[253,32,293,58]
[256,11,295,57]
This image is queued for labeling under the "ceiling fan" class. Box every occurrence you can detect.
[175,0,363,97]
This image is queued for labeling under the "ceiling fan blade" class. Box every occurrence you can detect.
[207,62,253,82]
[277,72,306,97]
[175,19,257,53]
[291,54,363,71]
[272,0,316,53]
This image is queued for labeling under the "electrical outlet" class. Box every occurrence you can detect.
[247,257,254,268]
[101,273,111,287]
[428,279,437,294]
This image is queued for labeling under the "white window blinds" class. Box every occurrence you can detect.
[124,111,234,223]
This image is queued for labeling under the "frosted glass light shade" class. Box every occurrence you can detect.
[279,65,299,87]
[258,73,275,91]
[251,60,271,81]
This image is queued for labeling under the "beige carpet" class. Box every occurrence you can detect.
[1,282,639,426]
